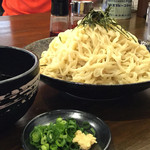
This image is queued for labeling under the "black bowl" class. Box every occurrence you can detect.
[25,38,150,100]
[40,74,150,100]
[0,46,40,129]
[22,109,111,150]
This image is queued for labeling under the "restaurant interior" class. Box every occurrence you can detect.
[1,0,150,150]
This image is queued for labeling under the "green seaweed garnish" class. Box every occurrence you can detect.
[78,6,137,42]
[59,36,62,42]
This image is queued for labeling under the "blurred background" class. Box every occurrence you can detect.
[0,0,149,19]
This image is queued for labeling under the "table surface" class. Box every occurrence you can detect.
[0,12,150,150]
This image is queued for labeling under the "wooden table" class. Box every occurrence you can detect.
[0,12,150,150]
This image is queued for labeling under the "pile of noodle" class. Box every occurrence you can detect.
[40,24,150,85]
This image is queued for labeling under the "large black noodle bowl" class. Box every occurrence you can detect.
[40,74,150,99]
[0,46,40,129]
[25,38,150,100]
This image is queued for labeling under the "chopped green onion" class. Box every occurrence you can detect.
[90,127,96,136]
[41,135,47,145]
[29,117,96,150]
[40,143,49,150]
[55,138,66,147]
[50,144,58,150]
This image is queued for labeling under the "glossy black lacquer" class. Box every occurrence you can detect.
[22,109,111,150]
[0,46,40,129]
[25,38,150,100]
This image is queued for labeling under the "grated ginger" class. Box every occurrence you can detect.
[72,130,97,150]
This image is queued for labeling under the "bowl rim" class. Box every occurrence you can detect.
[0,46,39,84]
